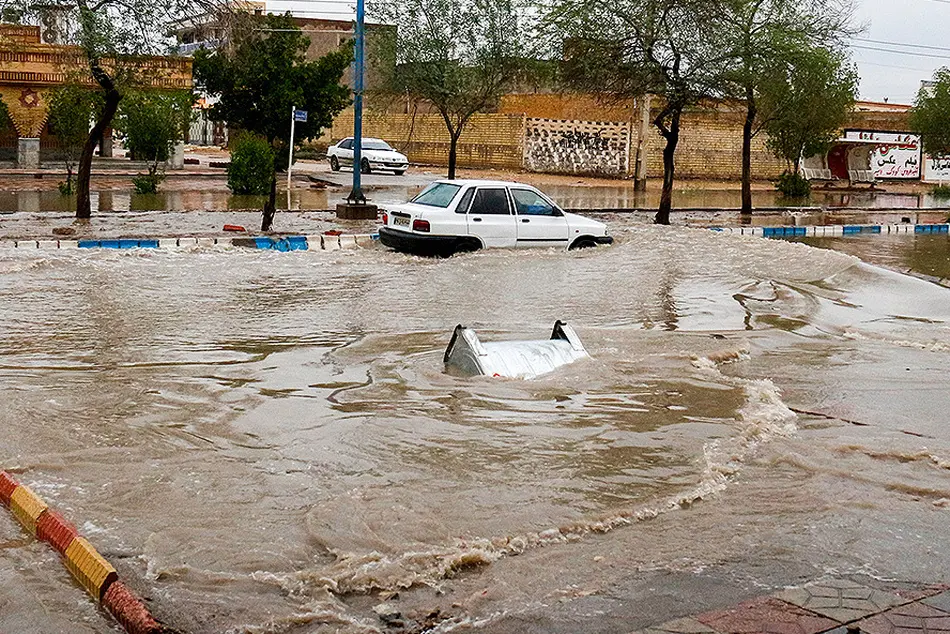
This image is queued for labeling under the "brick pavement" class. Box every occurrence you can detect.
[635,579,950,634]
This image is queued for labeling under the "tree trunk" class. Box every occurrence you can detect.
[655,110,681,225]
[261,172,277,231]
[741,88,756,216]
[76,87,120,218]
[447,134,459,180]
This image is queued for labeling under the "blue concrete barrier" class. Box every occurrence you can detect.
[843,225,882,234]
[763,227,807,238]
[915,224,949,234]
[78,239,159,249]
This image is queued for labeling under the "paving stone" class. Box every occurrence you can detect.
[922,591,950,614]
[897,586,950,603]
[694,596,839,634]
[857,601,950,634]
[775,578,904,623]
[640,617,719,634]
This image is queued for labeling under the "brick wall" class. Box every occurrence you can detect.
[317,109,525,170]
[524,118,630,176]
[642,106,787,180]
[313,95,915,179]
[501,93,914,180]
[500,93,639,122]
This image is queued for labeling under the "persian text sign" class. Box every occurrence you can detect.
[842,131,922,179]
[843,130,918,145]
[872,143,921,179]
[924,155,950,182]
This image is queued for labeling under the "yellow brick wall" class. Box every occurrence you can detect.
[642,107,788,180]
[317,109,526,170]
[312,95,913,179]
[500,93,913,180]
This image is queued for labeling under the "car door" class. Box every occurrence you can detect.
[466,187,517,248]
[510,188,570,247]
[338,139,354,166]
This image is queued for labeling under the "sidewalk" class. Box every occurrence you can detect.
[636,578,950,634]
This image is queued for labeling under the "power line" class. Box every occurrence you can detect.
[851,43,950,61]
[855,59,935,73]
[853,37,950,53]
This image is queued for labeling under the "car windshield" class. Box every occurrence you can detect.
[411,183,461,208]
[362,139,393,151]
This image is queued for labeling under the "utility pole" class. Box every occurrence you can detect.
[287,104,296,211]
[336,0,378,219]
[634,94,651,192]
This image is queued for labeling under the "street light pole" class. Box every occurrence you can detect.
[347,0,366,204]
[336,0,377,218]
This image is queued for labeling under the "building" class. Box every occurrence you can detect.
[0,23,192,168]
[173,1,390,147]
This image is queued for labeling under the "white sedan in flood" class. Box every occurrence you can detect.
[378,179,613,257]
[327,137,408,175]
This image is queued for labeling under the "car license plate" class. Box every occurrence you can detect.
[394,216,410,227]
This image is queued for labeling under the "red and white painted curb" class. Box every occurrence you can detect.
[0,470,165,634]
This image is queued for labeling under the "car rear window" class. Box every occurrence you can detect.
[411,183,462,208]
[363,139,393,150]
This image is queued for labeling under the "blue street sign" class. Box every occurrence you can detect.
[294,109,308,122]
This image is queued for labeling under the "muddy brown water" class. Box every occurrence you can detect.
[0,225,949,633]
[2,184,950,215]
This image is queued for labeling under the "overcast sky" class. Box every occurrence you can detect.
[852,0,950,104]
[269,0,945,105]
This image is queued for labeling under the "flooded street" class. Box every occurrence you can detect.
[1,225,949,633]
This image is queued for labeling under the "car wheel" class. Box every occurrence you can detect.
[330,156,340,171]
[360,158,372,174]
[394,170,405,176]
[570,237,598,250]
[455,237,481,254]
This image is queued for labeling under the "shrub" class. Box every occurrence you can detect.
[292,146,324,160]
[115,90,193,194]
[227,134,275,195]
[775,171,811,197]
[58,178,74,196]
[931,184,950,198]
[132,172,165,194]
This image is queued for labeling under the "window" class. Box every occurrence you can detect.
[339,139,353,150]
[469,188,511,215]
[511,189,560,216]
[455,188,475,214]
[362,139,394,151]
[411,182,462,208]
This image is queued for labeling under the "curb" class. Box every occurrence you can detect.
[0,470,164,634]
[0,233,379,251]
[709,223,949,237]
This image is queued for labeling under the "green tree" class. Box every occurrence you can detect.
[910,67,950,158]
[722,0,854,214]
[47,85,99,194]
[6,1,208,218]
[115,90,193,193]
[759,44,858,174]
[554,0,733,224]
[193,13,351,231]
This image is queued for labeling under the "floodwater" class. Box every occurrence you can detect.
[1,226,949,633]
[3,183,950,214]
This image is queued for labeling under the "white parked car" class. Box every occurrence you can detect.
[327,137,408,175]
[378,179,613,257]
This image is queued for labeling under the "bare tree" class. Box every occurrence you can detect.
[370,0,527,179]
